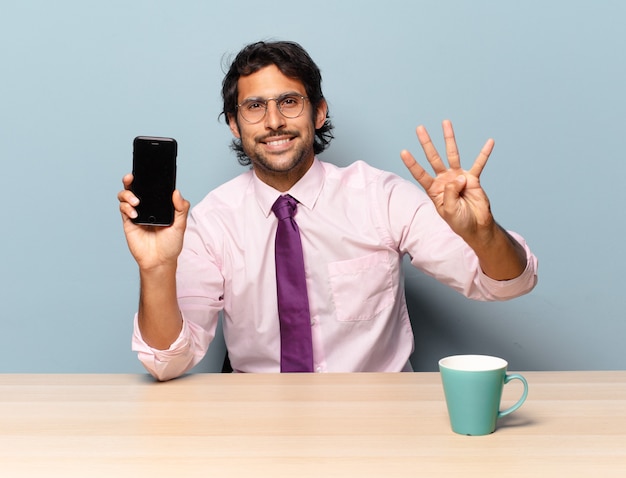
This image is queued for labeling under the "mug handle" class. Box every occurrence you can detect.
[498,373,529,418]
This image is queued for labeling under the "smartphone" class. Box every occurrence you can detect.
[131,136,177,226]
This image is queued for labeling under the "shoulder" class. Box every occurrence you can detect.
[184,170,256,251]
[320,160,425,199]
[320,160,393,187]
[192,169,254,215]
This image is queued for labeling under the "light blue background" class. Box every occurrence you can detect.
[1,1,624,373]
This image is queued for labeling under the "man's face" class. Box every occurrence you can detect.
[228,64,327,190]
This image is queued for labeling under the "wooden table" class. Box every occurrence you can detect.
[1,372,625,477]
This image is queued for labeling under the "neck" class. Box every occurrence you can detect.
[253,156,314,192]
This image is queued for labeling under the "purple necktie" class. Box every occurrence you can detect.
[271,195,314,373]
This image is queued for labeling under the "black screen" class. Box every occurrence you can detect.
[131,136,177,226]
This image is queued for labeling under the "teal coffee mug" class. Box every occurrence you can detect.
[439,355,528,436]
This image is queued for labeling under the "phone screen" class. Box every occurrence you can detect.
[131,136,177,226]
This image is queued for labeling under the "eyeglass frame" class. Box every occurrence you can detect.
[235,93,309,124]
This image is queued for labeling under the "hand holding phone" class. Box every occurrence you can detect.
[131,136,177,226]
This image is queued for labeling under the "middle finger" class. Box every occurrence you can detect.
[442,120,461,170]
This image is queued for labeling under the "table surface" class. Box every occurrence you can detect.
[1,371,625,477]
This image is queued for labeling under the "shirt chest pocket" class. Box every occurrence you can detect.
[327,250,395,322]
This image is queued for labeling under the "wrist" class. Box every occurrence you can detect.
[139,261,178,289]
[462,220,500,255]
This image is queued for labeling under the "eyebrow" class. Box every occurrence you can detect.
[240,91,304,102]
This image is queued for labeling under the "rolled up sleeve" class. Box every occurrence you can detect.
[131,312,212,381]
[471,231,538,301]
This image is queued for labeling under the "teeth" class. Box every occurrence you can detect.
[267,139,290,146]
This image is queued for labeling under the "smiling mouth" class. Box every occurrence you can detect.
[260,131,298,148]
[265,138,291,147]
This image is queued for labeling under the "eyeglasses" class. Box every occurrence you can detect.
[236,94,308,124]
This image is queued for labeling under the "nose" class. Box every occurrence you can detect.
[263,99,286,130]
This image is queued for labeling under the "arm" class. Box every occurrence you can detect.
[118,173,189,349]
[400,120,526,281]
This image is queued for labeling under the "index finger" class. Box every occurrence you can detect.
[416,125,447,175]
[122,173,134,189]
[400,149,434,191]
[118,174,138,207]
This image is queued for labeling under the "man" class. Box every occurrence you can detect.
[118,41,537,380]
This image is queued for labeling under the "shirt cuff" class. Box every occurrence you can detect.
[131,314,194,380]
[477,251,538,300]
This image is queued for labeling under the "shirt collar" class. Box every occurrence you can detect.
[254,158,325,217]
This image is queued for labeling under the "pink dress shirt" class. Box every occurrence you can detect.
[132,159,538,380]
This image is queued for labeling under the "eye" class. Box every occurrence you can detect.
[279,96,300,109]
[245,100,264,111]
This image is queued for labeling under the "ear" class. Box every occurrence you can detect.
[227,114,241,139]
[314,99,328,129]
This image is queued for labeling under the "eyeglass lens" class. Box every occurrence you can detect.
[238,95,306,123]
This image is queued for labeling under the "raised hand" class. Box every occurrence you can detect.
[401,120,527,280]
[117,173,190,271]
[400,119,495,241]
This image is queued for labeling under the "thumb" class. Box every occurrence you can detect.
[442,175,466,216]
[172,189,190,213]
[172,190,190,232]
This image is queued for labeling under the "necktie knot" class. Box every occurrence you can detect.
[272,195,297,221]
